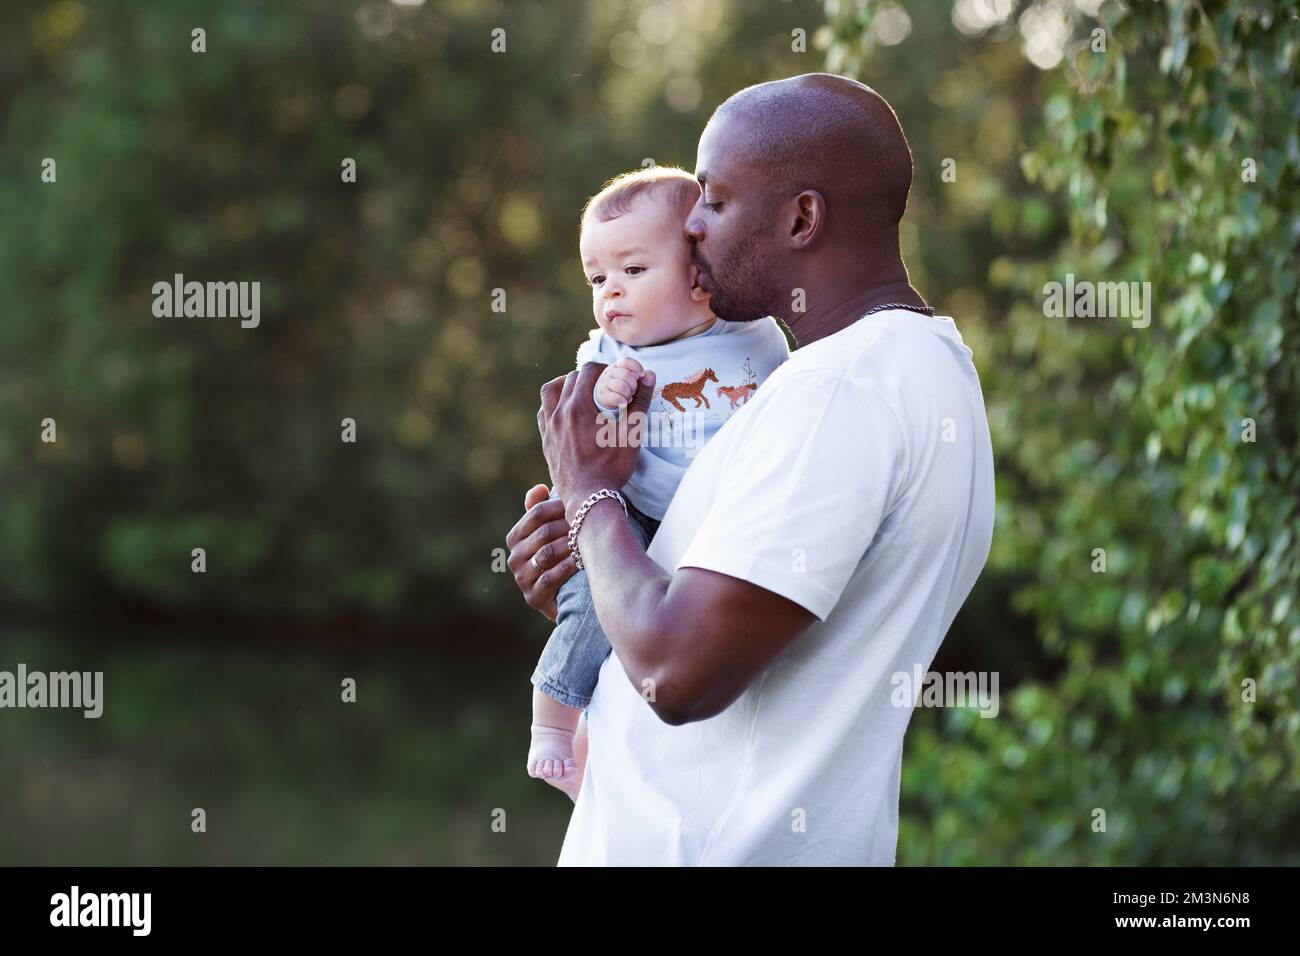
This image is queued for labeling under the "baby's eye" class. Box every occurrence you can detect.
[626,266,645,276]
[588,274,605,286]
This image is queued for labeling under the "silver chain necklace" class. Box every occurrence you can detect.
[861,301,935,318]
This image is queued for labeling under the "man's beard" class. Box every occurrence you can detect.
[692,244,779,323]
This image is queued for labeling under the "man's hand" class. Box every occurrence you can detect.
[505,483,577,622]
[595,357,648,411]
[538,361,656,524]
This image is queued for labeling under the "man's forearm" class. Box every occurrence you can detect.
[572,497,682,712]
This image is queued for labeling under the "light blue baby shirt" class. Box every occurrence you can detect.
[571,316,790,520]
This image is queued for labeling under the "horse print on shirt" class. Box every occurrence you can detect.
[716,382,756,409]
[659,368,719,411]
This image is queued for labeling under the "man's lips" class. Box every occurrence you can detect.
[692,255,713,290]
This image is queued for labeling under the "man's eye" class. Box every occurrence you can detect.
[703,201,722,212]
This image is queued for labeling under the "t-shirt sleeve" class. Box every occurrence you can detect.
[675,370,908,621]
[575,330,607,369]
[594,392,622,417]
[575,331,622,415]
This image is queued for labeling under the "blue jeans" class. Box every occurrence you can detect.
[530,495,660,710]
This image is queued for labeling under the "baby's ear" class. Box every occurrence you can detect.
[689,263,710,301]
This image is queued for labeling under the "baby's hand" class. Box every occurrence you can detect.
[595,357,646,410]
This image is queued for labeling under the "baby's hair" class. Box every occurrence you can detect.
[579,165,701,236]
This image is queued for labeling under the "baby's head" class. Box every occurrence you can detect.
[579,167,714,347]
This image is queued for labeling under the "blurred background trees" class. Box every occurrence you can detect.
[0,0,1295,864]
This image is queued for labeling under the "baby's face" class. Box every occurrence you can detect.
[580,200,712,347]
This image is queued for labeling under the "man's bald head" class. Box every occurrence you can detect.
[711,73,913,240]
[686,74,917,326]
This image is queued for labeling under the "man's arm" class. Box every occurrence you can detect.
[535,361,817,725]
[571,497,815,725]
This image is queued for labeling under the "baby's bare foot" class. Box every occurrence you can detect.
[528,723,580,797]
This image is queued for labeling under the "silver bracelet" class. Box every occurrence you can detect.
[567,489,628,571]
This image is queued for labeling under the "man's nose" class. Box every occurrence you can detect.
[684,213,705,243]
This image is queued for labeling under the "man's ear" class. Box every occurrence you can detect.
[789,189,826,250]
[689,263,711,302]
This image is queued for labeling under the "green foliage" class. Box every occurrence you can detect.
[830,0,1299,863]
[0,0,815,625]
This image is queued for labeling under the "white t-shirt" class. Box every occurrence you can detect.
[557,310,996,866]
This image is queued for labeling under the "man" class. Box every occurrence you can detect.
[506,73,995,865]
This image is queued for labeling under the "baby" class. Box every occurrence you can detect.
[526,165,790,797]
